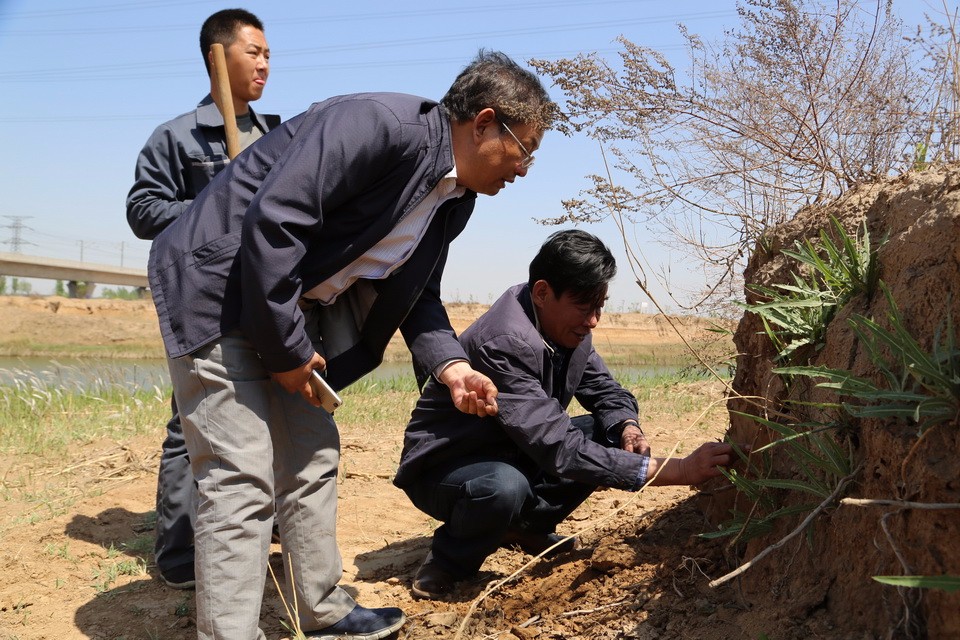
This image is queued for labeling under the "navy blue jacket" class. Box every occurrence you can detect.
[148,93,476,388]
[395,283,646,491]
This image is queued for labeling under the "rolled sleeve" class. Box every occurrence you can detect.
[631,455,651,490]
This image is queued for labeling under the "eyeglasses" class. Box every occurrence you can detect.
[497,117,535,170]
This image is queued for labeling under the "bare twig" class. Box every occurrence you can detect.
[598,144,734,397]
[530,1,928,308]
[518,615,540,628]
[879,511,913,575]
[709,464,862,588]
[840,498,960,510]
[878,509,922,636]
[899,422,939,491]
[49,446,137,475]
[598,143,794,424]
[560,598,632,618]
[268,553,305,640]
[343,471,393,480]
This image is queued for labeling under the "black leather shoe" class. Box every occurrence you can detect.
[501,529,579,557]
[159,563,196,590]
[411,557,458,600]
[307,605,405,639]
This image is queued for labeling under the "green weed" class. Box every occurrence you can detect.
[715,218,872,542]
[91,557,147,593]
[779,284,960,434]
[873,575,960,591]
[120,533,154,556]
[703,414,852,542]
[44,542,75,562]
[742,216,879,363]
[174,597,190,617]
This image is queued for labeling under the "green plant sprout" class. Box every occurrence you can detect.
[742,216,879,363]
[702,413,851,542]
[716,215,958,613]
[709,218,873,542]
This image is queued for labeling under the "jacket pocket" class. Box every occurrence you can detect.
[188,156,227,195]
[190,232,242,268]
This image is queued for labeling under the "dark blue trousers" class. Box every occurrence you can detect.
[402,415,600,576]
[154,395,197,576]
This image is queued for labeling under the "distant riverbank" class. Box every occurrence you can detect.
[0,295,727,364]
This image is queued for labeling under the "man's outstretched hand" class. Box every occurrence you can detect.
[646,441,741,486]
[438,361,499,417]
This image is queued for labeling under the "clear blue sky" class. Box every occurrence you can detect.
[0,0,938,310]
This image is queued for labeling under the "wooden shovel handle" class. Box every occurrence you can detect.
[210,43,240,160]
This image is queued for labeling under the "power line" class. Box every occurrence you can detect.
[0,9,734,81]
[0,0,218,20]
[0,0,687,31]
[5,225,150,266]
[0,0,932,90]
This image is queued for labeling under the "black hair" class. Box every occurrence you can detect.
[199,8,265,76]
[441,49,556,130]
[528,229,616,304]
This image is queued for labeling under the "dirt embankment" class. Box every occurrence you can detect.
[0,296,165,358]
[724,165,960,638]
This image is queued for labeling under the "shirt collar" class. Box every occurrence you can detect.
[439,166,463,199]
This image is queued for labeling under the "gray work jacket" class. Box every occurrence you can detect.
[126,94,280,240]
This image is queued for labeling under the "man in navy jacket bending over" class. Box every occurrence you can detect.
[395,230,736,599]
[148,51,554,640]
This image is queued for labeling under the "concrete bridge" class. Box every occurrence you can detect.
[0,251,148,295]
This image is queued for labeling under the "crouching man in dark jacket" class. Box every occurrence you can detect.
[395,229,737,599]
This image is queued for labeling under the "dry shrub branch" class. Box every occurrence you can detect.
[531,0,958,311]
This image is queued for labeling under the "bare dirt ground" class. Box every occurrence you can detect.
[0,297,775,640]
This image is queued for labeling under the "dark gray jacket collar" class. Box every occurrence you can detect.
[195,93,276,132]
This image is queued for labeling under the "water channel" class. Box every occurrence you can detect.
[0,356,696,393]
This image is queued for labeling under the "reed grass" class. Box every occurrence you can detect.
[0,364,719,461]
[0,362,170,457]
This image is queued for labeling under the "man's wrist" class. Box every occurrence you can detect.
[434,358,468,382]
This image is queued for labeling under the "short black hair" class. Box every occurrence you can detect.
[199,8,265,76]
[529,230,616,304]
[441,50,556,130]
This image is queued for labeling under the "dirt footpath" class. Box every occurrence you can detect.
[0,391,737,640]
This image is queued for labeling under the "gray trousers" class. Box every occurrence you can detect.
[168,330,356,640]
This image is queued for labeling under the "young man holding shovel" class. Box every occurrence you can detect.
[125,8,279,590]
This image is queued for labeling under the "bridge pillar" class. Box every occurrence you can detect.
[67,281,96,299]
